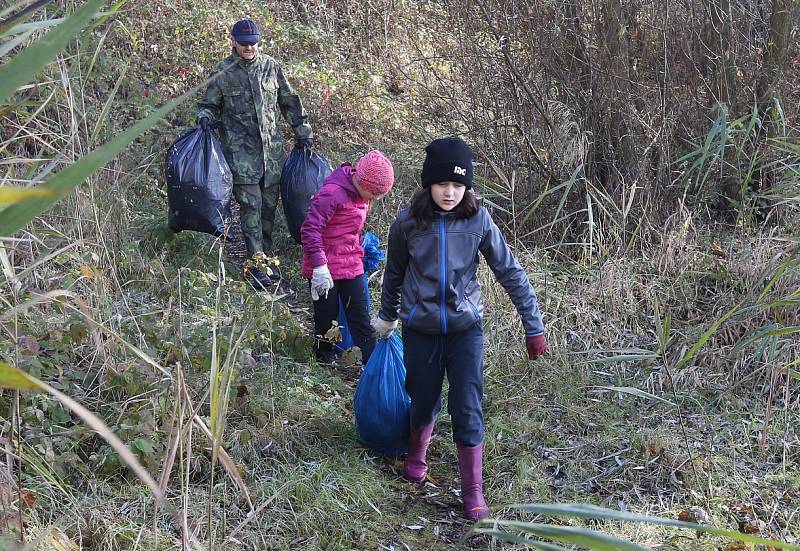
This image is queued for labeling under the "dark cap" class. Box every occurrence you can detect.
[421,137,474,189]
[231,19,260,45]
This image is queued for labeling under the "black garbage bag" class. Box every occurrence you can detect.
[165,125,233,237]
[280,145,332,243]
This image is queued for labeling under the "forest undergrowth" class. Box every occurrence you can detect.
[1,0,799,550]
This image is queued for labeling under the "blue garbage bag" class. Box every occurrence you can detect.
[280,145,332,244]
[335,231,384,354]
[335,294,358,353]
[353,333,410,456]
[361,231,385,273]
[165,125,233,237]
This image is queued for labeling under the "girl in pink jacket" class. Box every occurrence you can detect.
[301,150,395,363]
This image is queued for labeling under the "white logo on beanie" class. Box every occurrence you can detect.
[453,166,467,176]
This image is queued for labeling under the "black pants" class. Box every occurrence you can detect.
[403,324,484,446]
[312,274,376,363]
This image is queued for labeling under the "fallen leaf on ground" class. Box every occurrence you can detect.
[740,519,767,534]
[723,542,754,551]
[18,335,40,355]
[19,490,36,509]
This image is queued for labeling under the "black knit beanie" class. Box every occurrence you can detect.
[420,137,474,189]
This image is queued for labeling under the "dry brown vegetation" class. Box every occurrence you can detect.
[1,0,799,549]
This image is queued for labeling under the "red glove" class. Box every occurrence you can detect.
[525,334,548,359]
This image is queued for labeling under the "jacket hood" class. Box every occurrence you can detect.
[300,162,367,279]
[326,163,359,197]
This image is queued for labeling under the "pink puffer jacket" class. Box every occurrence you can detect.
[301,163,368,280]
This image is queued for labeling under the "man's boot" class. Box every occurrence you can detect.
[457,443,490,521]
[245,266,272,291]
[403,424,434,482]
[243,253,276,291]
[265,262,281,281]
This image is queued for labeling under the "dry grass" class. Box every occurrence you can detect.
[1,1,799,550]
[3,203,799,549]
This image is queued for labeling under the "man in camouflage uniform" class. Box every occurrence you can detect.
[196,19,313,288]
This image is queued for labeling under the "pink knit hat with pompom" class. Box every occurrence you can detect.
[355,150,395,196]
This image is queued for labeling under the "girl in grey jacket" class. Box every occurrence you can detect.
[372,137,548,520]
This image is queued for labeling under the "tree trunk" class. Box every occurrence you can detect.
[563,0,591,93]
[756,0,792,108]
[753,0,793,219]
[596,0,646,192]
[707,0,737,108]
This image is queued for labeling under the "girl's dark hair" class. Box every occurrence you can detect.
[409,186,480,229]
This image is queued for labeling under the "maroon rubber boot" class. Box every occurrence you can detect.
[402,424,434,482]
[457,443,490,520]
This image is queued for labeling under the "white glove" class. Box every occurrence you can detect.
[310,265,334,301]
[371,317,398,339]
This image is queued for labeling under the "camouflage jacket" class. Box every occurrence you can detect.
[196,52,313,185]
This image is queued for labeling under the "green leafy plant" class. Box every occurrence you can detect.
[0,360,162,497]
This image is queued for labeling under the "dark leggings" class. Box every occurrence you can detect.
[311,274,376,363]
[402,324,485,446]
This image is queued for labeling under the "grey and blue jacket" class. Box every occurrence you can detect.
[379,206,545,336]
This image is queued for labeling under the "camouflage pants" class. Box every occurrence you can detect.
[232,156,283,257]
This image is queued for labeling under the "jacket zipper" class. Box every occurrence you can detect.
[466,298,480,322]
[439,214,448,334]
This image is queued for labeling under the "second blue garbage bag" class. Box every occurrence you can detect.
[353,333,411,456]
[336,231,384,353]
